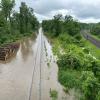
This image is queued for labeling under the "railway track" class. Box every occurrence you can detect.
[81,30,100,48]
[28,28,43,100]
[39,29,43,100]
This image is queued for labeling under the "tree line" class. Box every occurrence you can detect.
[42,14,81,37]
[0,0,39,44]
[42,14,100,40]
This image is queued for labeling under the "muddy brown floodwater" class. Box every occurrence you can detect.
[0,28,74,100]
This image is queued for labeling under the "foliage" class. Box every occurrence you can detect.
[90,23,100,38]
[1,0,15,21]
[57,53,82,70]
[80,71,100,100]
[42,14,80,37]
[92,61,100,79]
[91,25,100,36]
[50,90,58,100]
[58,70,81,89]
[0,0,39,45]
[96,91,100,100]
[19,2,39,34]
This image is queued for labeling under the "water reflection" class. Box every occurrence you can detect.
[0,34,37,100]
[20,38,34,61]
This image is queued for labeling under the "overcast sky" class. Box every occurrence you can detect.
[15,0,100,23]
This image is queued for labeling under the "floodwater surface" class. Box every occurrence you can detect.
[0,28,74,100]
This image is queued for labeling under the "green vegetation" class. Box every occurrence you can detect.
[58,70,81,89]
[50,89,58,100]
[90,23,100,39]
[0,0,39,45]
[42,14,80,37]
[42,14,100,100]
[80,71,100,100]
[79,22,100,39]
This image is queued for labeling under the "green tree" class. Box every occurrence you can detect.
[63,15,80,36]
[91,24,100,38]
[19,2,28,34]
[1,0,15,34]
[1,0,15,21]
[19,2,39,34]
[53,14,62,36]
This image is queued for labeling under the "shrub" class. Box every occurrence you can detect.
[57,53,82,70]
[80,71,100,100]
[58,70,81,89]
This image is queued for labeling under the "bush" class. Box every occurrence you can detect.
[57,53,82,70]
[80,71,100,100]
[58,70,81,89]
[92,61,100,79]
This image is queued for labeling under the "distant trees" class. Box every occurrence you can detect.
[42,14,80,37]
[0,0,15,34]
[19,2,39,34]
[53,14,62,36]
[63,15,80,36]
[0,0,39,44]
[0,1,39,35]
[1,0,15,21]
[91,25,100,36]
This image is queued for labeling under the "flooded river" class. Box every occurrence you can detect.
[0,28,68,100]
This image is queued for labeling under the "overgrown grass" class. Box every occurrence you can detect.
[58,69,81,89]
[84,40,100,59]
[0,32,35,46]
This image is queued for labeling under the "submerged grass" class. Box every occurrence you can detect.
[50,89,58,100]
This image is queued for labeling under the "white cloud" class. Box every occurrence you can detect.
[79,18,100,23]
[14,0,100,23]
[34,13,50,22]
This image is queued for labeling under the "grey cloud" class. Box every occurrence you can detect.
[15,0,100,22]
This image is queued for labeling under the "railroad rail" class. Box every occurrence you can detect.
[81,30,100,48]
[28,28,43,100]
